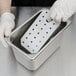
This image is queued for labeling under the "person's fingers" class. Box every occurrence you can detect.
[5,27,12,37]
[5,23,15,37]
[0,29,8,48]
[50,10,57,20]
[55,15,62,22]
[0,36,8,48]
[62,12,74,22]
[55,9,62,22]
[62,15,69,22]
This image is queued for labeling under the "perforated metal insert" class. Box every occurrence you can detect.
[21,10,60,53]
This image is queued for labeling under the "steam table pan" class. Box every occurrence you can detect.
[7,9,71,71]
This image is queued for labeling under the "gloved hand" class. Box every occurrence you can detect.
[0,12,15,47]
[49,0,76,22]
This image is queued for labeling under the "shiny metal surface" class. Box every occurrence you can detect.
[0,7,76,76]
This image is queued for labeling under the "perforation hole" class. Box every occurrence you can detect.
[26,37,28,39]
[53,23,55,25]
[51,19,53,21]
[49,27,51,30]
[39,20,41,22]
[37,32,39,34]
[34,37,36,39]
[32,28,34,31]
[46,19,49,23]
[36,45,38,47]
[36,24,38,26]
[46,11,48,13]
[22,41,24,43]
[44,24,46,25]
[46,32,48,34]
[32,49,34,52]
[39,41,41,43]
[41,28,43,30]
[31,41,33,43]
[43,36,45,38]
[29,33,31,35]
[42,16,44,18]
[27,45,29,47]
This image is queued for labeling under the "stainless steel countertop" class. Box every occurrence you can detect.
[0,7,76,76]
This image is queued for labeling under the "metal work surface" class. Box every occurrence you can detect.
[0,7,76,76]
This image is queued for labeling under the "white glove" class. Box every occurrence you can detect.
[49,0,76,22]
[0,12,15,47]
